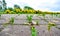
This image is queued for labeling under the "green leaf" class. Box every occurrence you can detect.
[31,26,37,36]
[27,15,33,23]
[10,17,14,25]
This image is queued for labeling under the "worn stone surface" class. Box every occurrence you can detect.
[0,25,60,36]
[0,14,60,24]
[0,14,60,36]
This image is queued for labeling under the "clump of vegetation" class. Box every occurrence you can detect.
[47,22,57,36]
[48,22,56,31]
[0,0,60,14]
[9,17,14,25]
[27,15,33,23]
[3,17,14,27]
[31,26,37,36]
[26,15,35,25]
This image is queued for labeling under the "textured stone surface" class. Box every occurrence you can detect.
[0,14,60,24]
[0,25,60,36]
[0,14,60,36]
